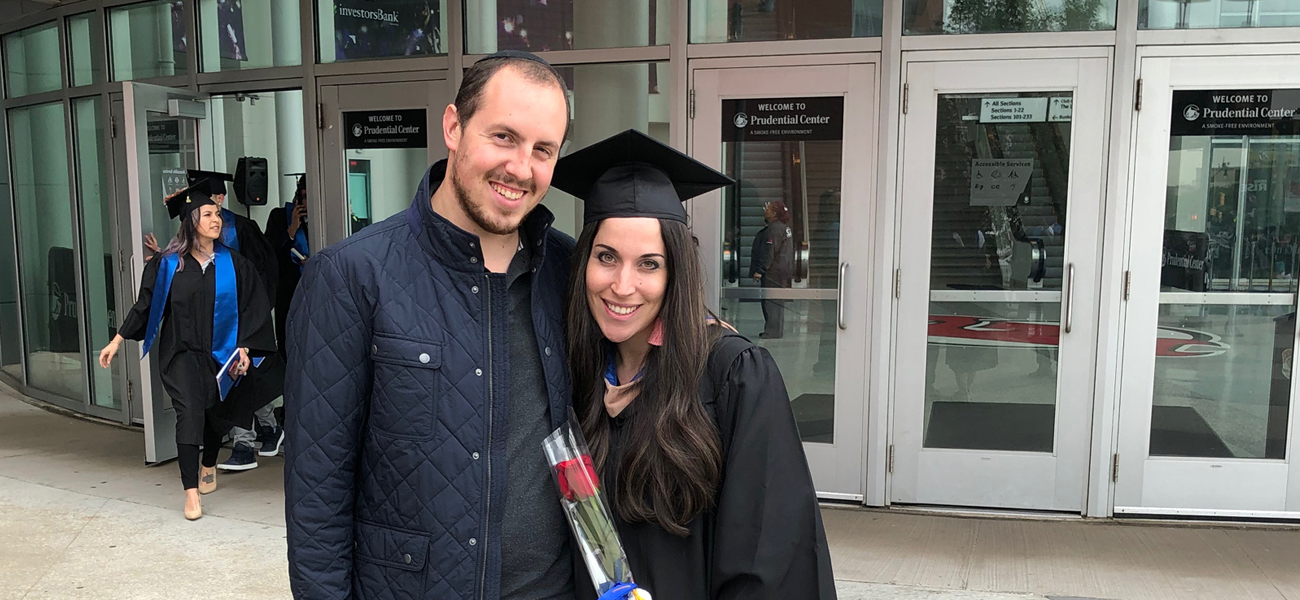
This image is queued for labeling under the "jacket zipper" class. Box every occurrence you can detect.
[479,275,493,600]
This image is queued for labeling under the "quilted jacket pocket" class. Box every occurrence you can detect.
[369,333,442,440]
[354,521,429,600]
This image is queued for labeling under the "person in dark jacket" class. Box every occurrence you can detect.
[98,186,278,520]
[263,174,309,358]
[748,200,794,339]
[283,50,576,600]
[552,130,836,600]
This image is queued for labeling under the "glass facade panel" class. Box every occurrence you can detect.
[4,22,62,98]
[200,0,302,72]
[1151,89,1300,460]
[9,102,84,400]
[0,117,21,383]
[543,62,672,237]
[904,0,1117,35]
[717,100,844,444]
[109,0,190,81]
[921,92,1073,452]
[690,0,883,43]
[206,90,308,238]
[466,0,667,54]
[318,0,446,63]
[72,97,122,410]
[1141,0,1300,29]
[68,13,103,87]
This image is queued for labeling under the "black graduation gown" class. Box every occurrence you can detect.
[118,251,280,445]
[576,333,838,600]
[225,210,279,306]
[263,207,304,356]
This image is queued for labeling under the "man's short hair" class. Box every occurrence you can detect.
[454,51,572,141]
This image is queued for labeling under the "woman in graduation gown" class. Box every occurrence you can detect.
[98,187,278,521]
[553,130,837,600]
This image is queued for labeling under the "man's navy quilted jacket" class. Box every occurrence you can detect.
[284,161,575,600]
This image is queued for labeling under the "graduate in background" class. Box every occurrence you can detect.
[553,130,837,600]
[187,169,280,305]
[98,186,278,521]
[263,174,310,358]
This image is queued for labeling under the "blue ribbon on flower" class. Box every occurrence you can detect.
[596,582,641,600]
[141,246,239,366]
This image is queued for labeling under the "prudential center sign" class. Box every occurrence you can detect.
[722,97,844,142]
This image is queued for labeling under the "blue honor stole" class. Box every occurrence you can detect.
[219,208,240,252]
[140,246,240,369]
[285,201,310,272]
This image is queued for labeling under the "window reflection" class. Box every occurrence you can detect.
[690,0,882,43]
[904,0,1116,35]
[10,103,85,400]
[110,0,190,80]
[1140,0,1300,30]
[466,0,667,53]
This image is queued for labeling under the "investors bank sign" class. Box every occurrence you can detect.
[722,97,843,142]
[1171,89,1300,137]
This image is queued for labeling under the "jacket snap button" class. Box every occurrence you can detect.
[475,368,482,376]
[472,452,480,460]
[404,554,412,564]
[371,345,377,355]
[419,353,430,364]
[537,239,543,246]
[470,257,478,264]
[469,538,477,546]
[544,347,551,357]
[472,286,479,294]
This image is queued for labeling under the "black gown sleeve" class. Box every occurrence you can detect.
[264,207,291,252]
[235,215,280,306]
[117,254,164,341]
[710,345,838,600]
[232,252,279,356]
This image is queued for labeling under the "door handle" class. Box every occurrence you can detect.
[838,261,849,330]
[1063,263,1075,334]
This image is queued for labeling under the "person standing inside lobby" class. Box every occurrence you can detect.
[283,50,577,600]
[749,200,794,339]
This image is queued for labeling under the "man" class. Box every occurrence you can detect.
[264,174,310,358]
[284,51,575,600]
[749,200,793,339]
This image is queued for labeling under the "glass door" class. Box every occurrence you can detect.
[1116,54,1300,517]
[693,64,875,499]
[318,79,447,247]
[891,56,1110,512]
[120,82,208,463]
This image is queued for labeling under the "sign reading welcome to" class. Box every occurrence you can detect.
[343,109,428,150]
[1171,89,1300,137]
[722,97,843,142]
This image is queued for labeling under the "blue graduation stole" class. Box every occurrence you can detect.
[140,246,240,366]
[219,208,240,252]
[285,201,310,272]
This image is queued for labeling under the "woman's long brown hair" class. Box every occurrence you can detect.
[565,218,723,537]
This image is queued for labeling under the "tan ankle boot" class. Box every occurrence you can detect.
[198,466,217,495]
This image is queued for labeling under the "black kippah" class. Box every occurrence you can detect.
[476,50,553,68]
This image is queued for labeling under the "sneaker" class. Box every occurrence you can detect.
[217,443,258,471]
[256,426,285,457]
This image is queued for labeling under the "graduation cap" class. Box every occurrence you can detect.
[550,129,734,224]
[165,184,216,220]
[284,172,306,193]
[186,169,234,197]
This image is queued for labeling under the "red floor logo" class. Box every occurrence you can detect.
[927,316,1229,357]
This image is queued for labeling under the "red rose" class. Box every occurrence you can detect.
[556,455,600,501]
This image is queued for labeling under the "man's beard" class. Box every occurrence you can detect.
[450,152,531,236]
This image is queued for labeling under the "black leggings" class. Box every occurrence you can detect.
[178,418,227,490]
